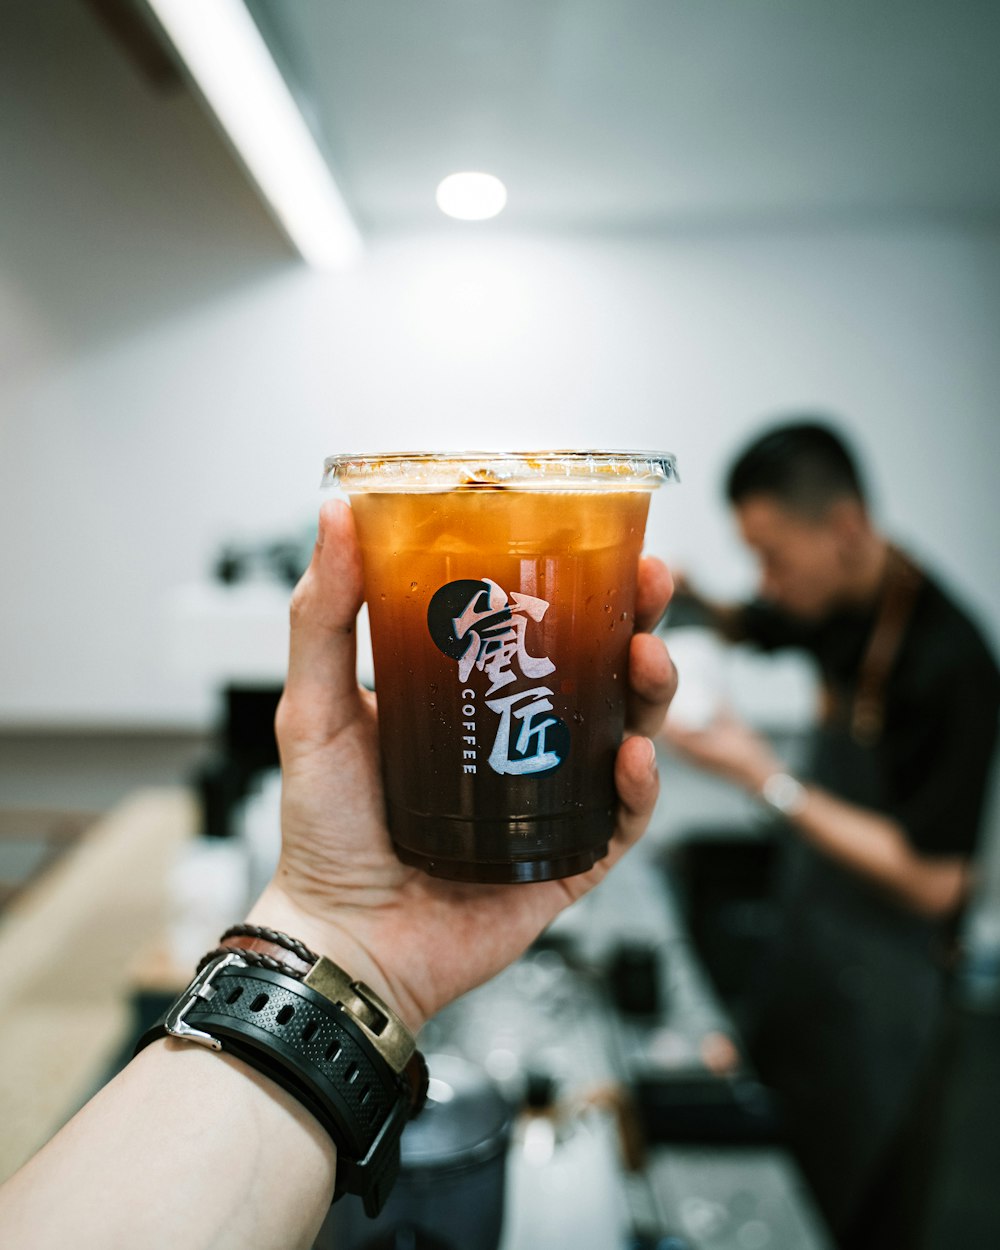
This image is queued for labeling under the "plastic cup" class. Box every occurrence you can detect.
[323,450,678,883]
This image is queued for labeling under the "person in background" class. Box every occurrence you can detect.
[663,420,1000,1247]
[0,499,676,1250]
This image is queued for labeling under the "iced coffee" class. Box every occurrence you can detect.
[322,452,677,883]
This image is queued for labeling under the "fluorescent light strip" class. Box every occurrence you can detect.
[147,0,362,270]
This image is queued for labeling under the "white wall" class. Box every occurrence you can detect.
[2,2,998,728]
[2,225,998,726]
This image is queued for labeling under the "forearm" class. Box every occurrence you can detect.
[707,601,750,643]
[782,784,968,919]
[671,581,747,642]
[0,1038,337,1250]
[681,728,972,919]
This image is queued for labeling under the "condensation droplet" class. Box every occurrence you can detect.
[410,581,418,591]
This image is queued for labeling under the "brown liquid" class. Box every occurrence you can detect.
[353,488,651,882]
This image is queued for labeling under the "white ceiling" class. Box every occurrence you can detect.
[246,0,1000,232]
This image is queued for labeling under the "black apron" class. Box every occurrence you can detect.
[741,552,952,1236]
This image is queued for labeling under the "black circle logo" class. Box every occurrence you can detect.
[427,579,510,659]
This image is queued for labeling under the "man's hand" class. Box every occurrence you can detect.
[661,711,783,794]
[247,500,677,1032]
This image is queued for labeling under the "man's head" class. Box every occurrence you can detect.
[726,420,879,619]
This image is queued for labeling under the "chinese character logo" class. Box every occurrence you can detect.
[427,578,570,776]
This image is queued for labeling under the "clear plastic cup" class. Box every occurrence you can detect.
[323,450,678,883]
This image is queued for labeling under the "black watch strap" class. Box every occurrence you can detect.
[134,953,411,1216]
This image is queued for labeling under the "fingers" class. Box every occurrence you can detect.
[629,555,676,737]
[538,734,660,905]
[610,734,661,852]
[635,556,673,632]
[625,630,678,738]
[281,500,365,741]
[575,735,661,888]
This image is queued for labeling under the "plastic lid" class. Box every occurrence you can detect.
[322,450,679,492]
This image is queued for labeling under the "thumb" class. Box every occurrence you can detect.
[281,499,365,739]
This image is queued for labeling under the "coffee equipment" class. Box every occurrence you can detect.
[315,1054,511,1250]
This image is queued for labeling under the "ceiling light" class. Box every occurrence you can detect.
[146,0,362,270]
[436,172,508,221]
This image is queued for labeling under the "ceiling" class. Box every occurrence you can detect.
[243,0,1000,233]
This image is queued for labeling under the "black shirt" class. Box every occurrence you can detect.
[737,564,1000,859]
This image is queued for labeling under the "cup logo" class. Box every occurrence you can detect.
[427,578,570,776]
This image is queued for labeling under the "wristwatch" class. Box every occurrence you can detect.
[134,937,427,1217]
[759,771,808,818]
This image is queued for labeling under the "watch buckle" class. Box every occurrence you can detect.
[304,956,416,1074]
[164,951,247,1051]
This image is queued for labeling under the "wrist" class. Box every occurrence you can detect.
[245,882,423,1033]
[135,939,425,1218]
[740,758,785,794]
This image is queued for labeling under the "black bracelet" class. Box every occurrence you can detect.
[219,923,320,966]
[134,953,415,1216]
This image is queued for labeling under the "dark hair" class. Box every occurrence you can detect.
[726,419,866,516]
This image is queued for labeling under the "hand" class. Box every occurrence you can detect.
[669,568,694,598]
[661,710,783,794]
[248,500,677,1032]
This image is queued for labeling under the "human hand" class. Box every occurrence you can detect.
[669,568,694,598]
[247,500,677,1032]
[661,710,783,794]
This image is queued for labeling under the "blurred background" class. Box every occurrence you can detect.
[1,2,998,1248]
